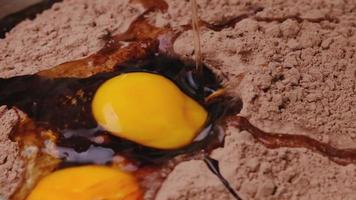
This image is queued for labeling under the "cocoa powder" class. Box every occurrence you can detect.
[1,0,356,199]
[0,0,143,78]
[0,107,23,199]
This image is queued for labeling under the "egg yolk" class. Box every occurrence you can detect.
[92,72,208,149]
[26,166,142,200]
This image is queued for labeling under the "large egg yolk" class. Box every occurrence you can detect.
[26,166,142,200]
[92,72,208,149]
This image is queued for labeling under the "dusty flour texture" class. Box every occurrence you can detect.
[157,0,356,199]
[0,0,143,78]
[147,0,263,27]
[1,0,356,199]
[0,107,23,199]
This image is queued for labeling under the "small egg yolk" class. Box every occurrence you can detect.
[26,166,142,200]
[92,72,208,149]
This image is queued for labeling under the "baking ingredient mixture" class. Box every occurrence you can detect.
[0,53,228,199]
[0,1,237,199]
[1,0,356,200]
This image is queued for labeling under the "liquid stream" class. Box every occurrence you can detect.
[1,0,354,200]
[0,0,235,199]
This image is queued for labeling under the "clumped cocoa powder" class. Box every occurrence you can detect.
[157,0,356,199]
[1,0,356,199]
[243,19,356,149]
[0,0,143,78]
[0,107,23,199]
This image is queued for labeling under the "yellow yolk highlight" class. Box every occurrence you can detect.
[26,166,142,200]
[92,72,208,149]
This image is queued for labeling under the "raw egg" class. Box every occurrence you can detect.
[92,72,208,149]
[26,166,142,200]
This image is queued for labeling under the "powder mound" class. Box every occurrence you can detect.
[214,128,356,200]
[0,106,23,199]
[157,127,356,200]
[1,0,356,199]
[0,0,143,78]
[147,0,262,27]
[173,0,356,148]
[148,0,354,28]
[241,16,356,149]
[169,0,356,199]
[155,160,232,200]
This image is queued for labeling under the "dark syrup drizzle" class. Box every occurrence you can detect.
[3,0,351,199]
[188,0,243,198]
[204,156,241,200]
[0,58,225,165]
[230,116,356,166]
[0,0,241,199]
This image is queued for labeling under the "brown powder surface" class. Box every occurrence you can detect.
[0,107,23,199]
[0,0,143,78]
[157,127,356,200]
[1,0,356,199]
[174,15,356,147]
[147,0,262,27]
[159,0,356,199]
[156,160,232,200]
